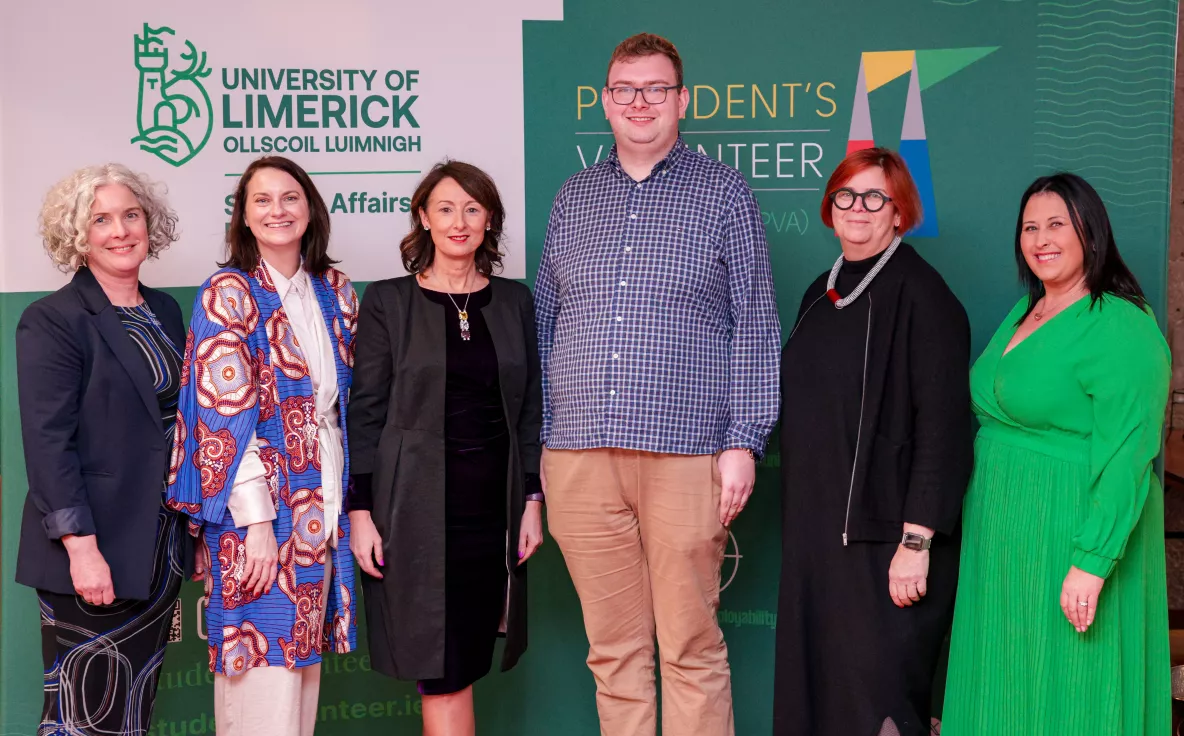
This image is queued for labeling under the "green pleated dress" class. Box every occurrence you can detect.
[941,295,1171,735]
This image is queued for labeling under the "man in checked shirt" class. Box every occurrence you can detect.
[534,32,781,736]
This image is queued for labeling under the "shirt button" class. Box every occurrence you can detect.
[609,390,617,395]
[629,213,637,219]
[620,280,627,286]
[615,316,623,322]
[612,353,619,359]
[625,246,632,253]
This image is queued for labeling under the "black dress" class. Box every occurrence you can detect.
[413,283,509,694]
[774,256,960,736]
[37,302,187,736]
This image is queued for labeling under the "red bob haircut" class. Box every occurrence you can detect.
[820,147,922,234]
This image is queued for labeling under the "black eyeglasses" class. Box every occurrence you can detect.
[830,188,893,212]
[607,85,680,105]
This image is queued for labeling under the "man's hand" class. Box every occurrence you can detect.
[717,449,756,526]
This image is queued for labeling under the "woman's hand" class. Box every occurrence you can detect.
[193,534,210,582]
[1060,565,1105,633]
[62,534,115,606]
[241,521,278,597]
[888,547,930,608]
[518,501,544,566]
[349,510,384,579]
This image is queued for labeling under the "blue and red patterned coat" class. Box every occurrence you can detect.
[165,262,358,675]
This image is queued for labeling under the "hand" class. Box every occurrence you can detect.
[1060,565,1105,633]
[241,522,278,597]
[518,501,544,566]
[62,534,115,606]
[717,449,755,526]
[348,510,384,579]
[193,534,210,582]
[888,545,929,608]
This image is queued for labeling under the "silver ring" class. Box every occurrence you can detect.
[1078,600,1089,607]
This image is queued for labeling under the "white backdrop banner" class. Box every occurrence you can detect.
[0,0,563,292]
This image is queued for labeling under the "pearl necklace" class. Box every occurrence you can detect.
[825,236,902,309]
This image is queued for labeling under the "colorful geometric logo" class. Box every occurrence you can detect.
[847,48,998,237]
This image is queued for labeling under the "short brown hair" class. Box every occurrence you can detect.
[606,33,683,88]
[222,156,336,275]
[820,147,923,234]
[400,161,505,276]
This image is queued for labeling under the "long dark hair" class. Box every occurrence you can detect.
[401,161,505,276]
[222,156,337,275]
[1014,172,1147,322]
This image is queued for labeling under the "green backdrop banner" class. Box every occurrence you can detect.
[1,1,1177,734]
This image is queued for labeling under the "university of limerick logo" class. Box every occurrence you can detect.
[131,23,213,167]
[847,47,998,237]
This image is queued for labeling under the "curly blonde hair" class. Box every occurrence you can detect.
[39,163,180,272]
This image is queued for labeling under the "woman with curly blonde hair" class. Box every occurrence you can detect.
[14,163,191,735]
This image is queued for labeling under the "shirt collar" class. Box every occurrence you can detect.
[607,135,688,181]
[263,259,311,300]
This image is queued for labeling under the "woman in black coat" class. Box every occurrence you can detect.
[15,163,188,735]
[774,148,973,736]
[346,161,543,735]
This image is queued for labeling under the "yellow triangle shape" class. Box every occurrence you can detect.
[863,50,915,92]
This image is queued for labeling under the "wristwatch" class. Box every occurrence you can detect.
[901,532,932,551]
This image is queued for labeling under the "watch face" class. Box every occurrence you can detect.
[902,533,928,550]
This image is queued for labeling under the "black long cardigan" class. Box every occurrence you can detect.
[783,243,974,542]
[346,275,542,679]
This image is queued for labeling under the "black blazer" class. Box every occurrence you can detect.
[15,267,188,599]
[784,244,973,543]
[347,275,542,680]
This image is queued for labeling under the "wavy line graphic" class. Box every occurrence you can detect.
[1034,130,1170,140]
[1035,86,1165,97]
[1036,65,1169,75]
[1038,41,1173,51]
[1033,100,1165,109]
[1032,74,1169,85]
[1037,31,1176,41]
[1051,165,1169,176]
[1035,153,1168,165]
[1038,52,1169,63]
[1032,121,1169,131]
[1037,144,1165,156]
[1037,18,1174,28]
[1032,111,1169,122]
[1038,7,1175,18]
[1043,0,1168,8]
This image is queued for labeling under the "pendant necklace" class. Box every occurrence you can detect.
[442,274,473,341]
[1033,286,1085,322]
[825,235,902,309]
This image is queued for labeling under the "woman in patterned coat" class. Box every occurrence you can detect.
[166,155,358,736]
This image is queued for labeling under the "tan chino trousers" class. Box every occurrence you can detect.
[544,447,735,736]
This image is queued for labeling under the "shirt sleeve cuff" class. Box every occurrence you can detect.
[722,425,768,460]
[43,505,97,540]
[347,473,374,512]
[1071,548,1117,579]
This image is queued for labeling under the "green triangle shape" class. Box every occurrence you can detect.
[916,47,999,90]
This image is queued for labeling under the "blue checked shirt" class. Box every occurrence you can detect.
[535,137,781,457]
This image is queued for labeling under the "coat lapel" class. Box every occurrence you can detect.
[73,268,162,431]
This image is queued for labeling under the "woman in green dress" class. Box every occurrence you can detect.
[941,172,1170,734]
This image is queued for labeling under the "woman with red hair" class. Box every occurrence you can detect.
[773,147,973,736]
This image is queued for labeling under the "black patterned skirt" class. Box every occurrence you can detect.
[37,508,186,736]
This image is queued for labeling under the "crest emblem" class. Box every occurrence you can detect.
[131,23,214,166]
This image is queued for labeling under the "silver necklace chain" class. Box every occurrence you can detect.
[439,275,473,341]
[825,236,902,309]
